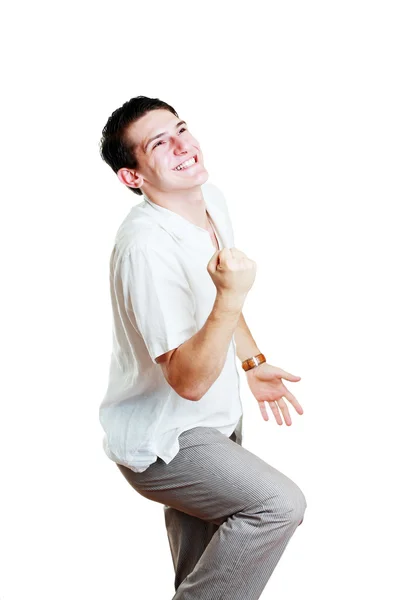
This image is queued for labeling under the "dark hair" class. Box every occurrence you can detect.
[99,95,179,196]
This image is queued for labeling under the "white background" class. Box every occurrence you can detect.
[1,1,399,598]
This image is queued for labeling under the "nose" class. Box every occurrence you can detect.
[173,136,191,154]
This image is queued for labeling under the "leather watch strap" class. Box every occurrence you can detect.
[242,353,266,372]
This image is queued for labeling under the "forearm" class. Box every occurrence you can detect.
[169,292,245,401]
[233,311,261,362]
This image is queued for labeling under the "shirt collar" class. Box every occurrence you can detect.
[141,187,229,248]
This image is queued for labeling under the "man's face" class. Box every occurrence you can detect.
[123,109,209,194]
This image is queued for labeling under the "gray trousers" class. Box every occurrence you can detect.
[116,425,307,599]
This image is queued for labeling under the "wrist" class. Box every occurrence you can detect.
[215,292,245,315]
[241,353,266,372]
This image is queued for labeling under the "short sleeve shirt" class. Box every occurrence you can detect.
[99,182,243,472]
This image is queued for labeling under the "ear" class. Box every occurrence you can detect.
[117,167,143,190]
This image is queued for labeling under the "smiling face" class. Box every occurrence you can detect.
[119,109,209,196]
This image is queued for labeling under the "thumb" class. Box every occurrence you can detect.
[282,371,301,381]
[208,249,221,270]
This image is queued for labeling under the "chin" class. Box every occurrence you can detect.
[175,168,209,187]
[189,170,209,187]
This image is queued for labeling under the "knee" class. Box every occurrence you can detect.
[268,484,307,527]
[293,487,307,526]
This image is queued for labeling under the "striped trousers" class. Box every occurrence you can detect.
[116,425,307,599]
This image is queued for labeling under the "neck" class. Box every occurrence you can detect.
[142,185,209,229]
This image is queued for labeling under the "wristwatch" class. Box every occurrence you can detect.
[241,353,266,372]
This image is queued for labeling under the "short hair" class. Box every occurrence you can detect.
[99,95,179,196]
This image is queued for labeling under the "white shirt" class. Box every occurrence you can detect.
[99,182,243,473]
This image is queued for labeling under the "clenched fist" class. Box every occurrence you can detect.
[207,247,257,299]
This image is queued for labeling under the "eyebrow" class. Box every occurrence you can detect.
[143,120,187,153]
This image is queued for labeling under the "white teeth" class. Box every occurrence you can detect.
[174,157,196,171]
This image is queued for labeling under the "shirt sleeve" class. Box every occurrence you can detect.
[120,243,198,364]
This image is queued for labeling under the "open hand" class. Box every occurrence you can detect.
[245,362,304,425]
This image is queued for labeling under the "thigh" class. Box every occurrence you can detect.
[117,426,305,527]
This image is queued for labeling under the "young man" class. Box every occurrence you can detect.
[99,95,306,599]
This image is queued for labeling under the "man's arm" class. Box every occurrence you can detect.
[234,311,262,362]
[157,292,245,401]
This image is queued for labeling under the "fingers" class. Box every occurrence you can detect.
[258,400,284,426]
[213,247,232,271]
[229,247,246,258]
[282,386,304,415]
[268,400,284,425]
[214,247,253,273]
[275,397,292,426]
[258,401,269,421]
[259,395,302,426]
